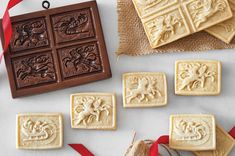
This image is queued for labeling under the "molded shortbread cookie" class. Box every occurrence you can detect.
[169,114,216,151]
[16,113,63,149]
[132,0,233,48]
[206,0,235,43]
[70,93,116,130]
[175,60,221,95]
[194,125,235,156]
[123,72,167,107]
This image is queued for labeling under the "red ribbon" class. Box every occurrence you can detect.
[148,126,235,156]
[0,0,22,62]
[229,126,235,139]
[149,135,169,156]
[69,144,94,156]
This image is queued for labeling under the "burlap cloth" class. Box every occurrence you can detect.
[116,0,235,56]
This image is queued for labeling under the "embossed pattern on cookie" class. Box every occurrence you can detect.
[205,0,235,43]
[169,114,216,151]
[132,0,233,48]
[123,72,167,107]
[175,60,221,95]
[16,113,63,149]
[10,18,49,52]
[12,52,57,89]
[58,42,102,79]
[51,8,95,44]
[194,125,235,156]
[143,7,190,48]
[70,93,116,130]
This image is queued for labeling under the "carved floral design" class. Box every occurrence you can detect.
[22,119,57,145]
[146,14,182,45]
[179,63,215,91]
[188,0,227,28]
[126,76,162,103]
[73,96,111,126]
[175,120,210,142]
[11,18,49,51]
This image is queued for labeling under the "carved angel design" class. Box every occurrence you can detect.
[179,63,216,91]
[126,76,162,103]
[62,45,100,72]
[147,14,182,45]
[73,96,111,126]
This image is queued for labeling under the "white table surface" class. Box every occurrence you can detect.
[0,0,234,155]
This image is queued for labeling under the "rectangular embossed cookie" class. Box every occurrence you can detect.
[16,113,63,149]
[132,0,233,48]
[70,93,116,130]
[123,72,167,107]
[194,125,235,156]
[205,0,235,43]
[169,114,216,151]
[175,60,221,95]
[0,1,111,98]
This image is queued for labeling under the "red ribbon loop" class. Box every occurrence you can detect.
[150,135,169,156]
[69,144,94,156]
[229,126,235,139]
[0,0,22,62]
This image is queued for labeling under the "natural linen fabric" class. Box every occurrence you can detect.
[116,0,235,56]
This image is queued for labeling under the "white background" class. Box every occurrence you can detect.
[0,0,234,155]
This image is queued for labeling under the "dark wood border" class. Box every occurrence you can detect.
[0,1,111,98]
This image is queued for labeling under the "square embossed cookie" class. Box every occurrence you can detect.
[205,0,235,43]
[175,60,221,95]
[16,113,63,149]
[194,125,235,156]
[132,0,233,48]
[70,93,116,130]
[169,114,216,151]
[123,72,167,107]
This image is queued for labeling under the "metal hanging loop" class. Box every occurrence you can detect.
[42,0,50,9]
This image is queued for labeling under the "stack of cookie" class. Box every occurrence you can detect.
[169,114,234,156]
[132,0,235,48]
[125,114,235,156]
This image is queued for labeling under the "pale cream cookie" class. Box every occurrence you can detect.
[175,60,221,95]
[16,113,63,149]
[70,93,116,130]
[169,114,216,151]
[123,72,167,108]
[194,125,235,156]
[132,0,233,48]
[205,0,235,43]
